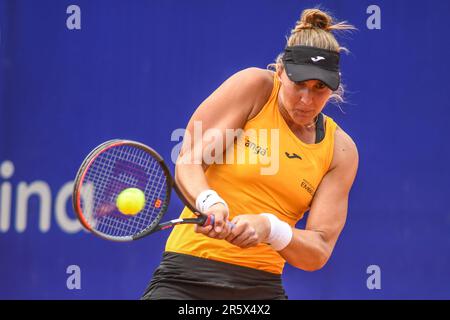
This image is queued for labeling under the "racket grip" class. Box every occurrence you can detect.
[203,214,235,229]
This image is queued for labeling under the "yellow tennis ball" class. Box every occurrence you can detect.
[116,188,146,215]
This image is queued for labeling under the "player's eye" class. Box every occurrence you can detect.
[315,82,326,89]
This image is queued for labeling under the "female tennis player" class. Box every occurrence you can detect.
[142,8,359,300]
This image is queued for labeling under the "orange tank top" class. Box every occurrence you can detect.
[165,72,337,274]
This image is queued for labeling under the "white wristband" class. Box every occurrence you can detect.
[260,213,293,251]
[195,189,228,213]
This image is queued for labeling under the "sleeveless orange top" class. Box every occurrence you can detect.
[165,72,337,274]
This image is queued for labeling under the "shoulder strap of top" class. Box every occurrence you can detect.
[315,113,325,143]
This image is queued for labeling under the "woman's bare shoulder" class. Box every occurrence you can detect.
[231,67,274,92]
[233,68,275,120]
[329,125,359,172]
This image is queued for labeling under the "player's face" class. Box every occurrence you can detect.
[277,68,332,126]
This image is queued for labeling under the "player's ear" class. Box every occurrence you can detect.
[276,64,284,84]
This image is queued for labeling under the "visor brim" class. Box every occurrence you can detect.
[284,63,340,91]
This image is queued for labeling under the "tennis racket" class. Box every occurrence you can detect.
[72,139,230,242]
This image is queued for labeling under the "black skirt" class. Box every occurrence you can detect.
[141,251,288,300]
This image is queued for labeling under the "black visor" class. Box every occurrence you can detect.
[282,45,340,91]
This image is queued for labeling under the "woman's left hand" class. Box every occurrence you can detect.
[225,214,271,249]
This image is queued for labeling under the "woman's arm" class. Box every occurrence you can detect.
[280,129,359,270]
[226,129,359,271]
[175,68,273,235]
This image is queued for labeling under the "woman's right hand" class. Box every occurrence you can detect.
[194,203,232,240]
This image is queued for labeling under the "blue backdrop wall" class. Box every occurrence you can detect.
[1,0,450,299]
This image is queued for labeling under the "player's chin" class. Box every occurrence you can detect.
[292,111,313,123]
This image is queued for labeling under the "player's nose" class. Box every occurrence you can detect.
[298,88,313,105]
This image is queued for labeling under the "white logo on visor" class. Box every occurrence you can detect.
[311,56,325,62]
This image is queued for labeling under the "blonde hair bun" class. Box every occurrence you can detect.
[292,8,355,34]
[295,9,333,31]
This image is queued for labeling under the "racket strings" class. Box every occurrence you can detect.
[80,144,168,238]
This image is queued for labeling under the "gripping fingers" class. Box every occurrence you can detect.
[213,220,232,239]
[195,214,231,239]
[225,217,243,243]
[240,233,260,248]
[194,224,213,235]
[225,220,257,248]
[231,229,257,248]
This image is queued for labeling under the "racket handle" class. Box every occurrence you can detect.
[203,214,235,229]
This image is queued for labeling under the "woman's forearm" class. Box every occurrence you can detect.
[279,228,331,272]
[175,162,210,207]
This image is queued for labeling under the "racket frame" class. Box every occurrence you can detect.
[72,139,212,242]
